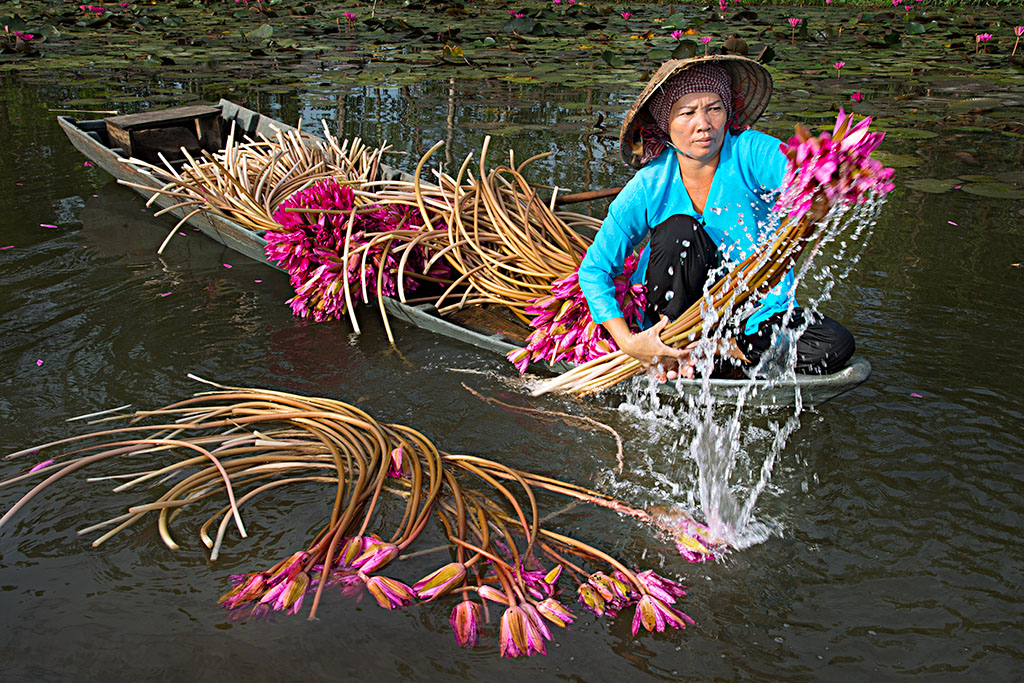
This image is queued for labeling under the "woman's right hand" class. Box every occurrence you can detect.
[604,317,697,382]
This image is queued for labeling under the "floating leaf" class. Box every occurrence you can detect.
[503,16,538,35]
[884,128,939,140]
[601,50,625,68]
[872,151,921,168]
[664,13,688,30]
[960,183,1024,199]
[948,97,1001,113]
[671,40,697,59]
[904,178,960,194]
[245,24,274,41]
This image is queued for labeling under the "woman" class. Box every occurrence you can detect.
[578,56,855,381]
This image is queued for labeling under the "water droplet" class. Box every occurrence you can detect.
[667,266,674,276]
[664,291,674,301]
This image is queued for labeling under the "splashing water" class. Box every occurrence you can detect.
[613,194,886,551]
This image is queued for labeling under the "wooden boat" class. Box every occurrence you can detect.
[58,99,871,408]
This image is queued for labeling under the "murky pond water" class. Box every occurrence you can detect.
[1,71,1022,680]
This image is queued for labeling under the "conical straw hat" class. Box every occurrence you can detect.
[619,55,774,168]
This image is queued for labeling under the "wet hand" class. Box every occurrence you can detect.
[618,318,697,383]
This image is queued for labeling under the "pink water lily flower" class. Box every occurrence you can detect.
[351,540,399,573]
[671,29,683,40]
[636,569,688,604]
[588,570,636,609]
[28,459,55,473]
[508,255,644,373]
[620,11,632,21]
[499,605,546,657]
[975,33,992,55]
[478,584,513,605]
[775,108,895,223]
[850,91,863,103]
[536,597,575,627]
[1014,26,1024,57]
[386,445,404,478]
[412,562,466,601]
[788,17,801,45]
[363,574,416,610]
[833,60,845,80]
[577,582,613,616]
[450,600,483,647]
[630,594,695,636]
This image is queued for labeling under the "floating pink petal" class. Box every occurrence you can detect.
[35,359,43,366]
[911,392,923,398]
[29,459,55,473]
[40,224,58,229]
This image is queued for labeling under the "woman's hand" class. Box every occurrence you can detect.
[603,317,698,382]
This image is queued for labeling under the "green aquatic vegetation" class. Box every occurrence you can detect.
[0,0,1022,201]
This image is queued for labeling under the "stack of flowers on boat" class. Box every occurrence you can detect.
[266,178,449,322]
[0,383,721,658]
[508,255,646,372]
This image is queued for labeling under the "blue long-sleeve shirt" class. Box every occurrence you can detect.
[578,129,791,335]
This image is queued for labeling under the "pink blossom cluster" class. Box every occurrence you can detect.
[507,255,645,373]
[265,178,447,322]
[774,108,895,223]
[78,4,105,14]
[222,532,696,657]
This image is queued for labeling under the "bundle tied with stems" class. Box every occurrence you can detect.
[532,109,895,397]
[0,380,723,658]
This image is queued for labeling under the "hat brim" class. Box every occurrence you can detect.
[619,55,774,169]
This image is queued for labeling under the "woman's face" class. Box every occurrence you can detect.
[666,91,728,163]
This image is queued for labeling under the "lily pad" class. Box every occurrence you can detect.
[960,183,1024,199]
[601,50,624,68]
[873,151,921,168]
[672,40,696,59]
[948,97,1001,113]
[884,128,939,140]
[905,178,960,194]
[245,24,274,40]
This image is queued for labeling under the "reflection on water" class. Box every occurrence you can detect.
[1,73,1022,680]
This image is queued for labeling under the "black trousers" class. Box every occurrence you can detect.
[644,214,855,375]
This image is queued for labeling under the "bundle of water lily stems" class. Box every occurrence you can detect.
[0,380,721,657]
[124,125,609,350]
